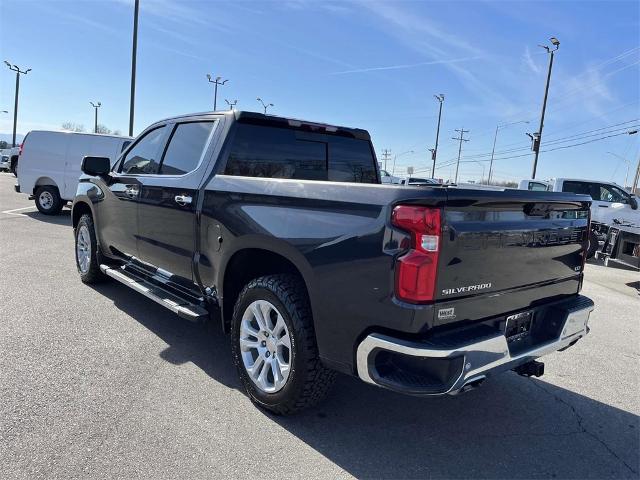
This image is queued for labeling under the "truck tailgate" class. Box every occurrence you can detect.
[434,189,590,324]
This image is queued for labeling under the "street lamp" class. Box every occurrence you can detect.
[257,97,274,115]
[90,101,102,133]
[392,150,414,176]
[531,36,560,179]
[488,120,529,184]
[4,61,31,147]
[607,152,632,190]
[206,74,228,111]
[225,99,238,111]
[430,94,445,177]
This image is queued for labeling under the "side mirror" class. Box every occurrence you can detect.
[630,195,638,210]
[81,156,111,176]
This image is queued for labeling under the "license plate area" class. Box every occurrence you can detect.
[505,311,533,343]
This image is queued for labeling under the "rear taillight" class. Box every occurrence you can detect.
[391,205,442,303]
[18,143,24,155]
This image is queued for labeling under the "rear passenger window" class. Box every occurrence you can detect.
[224,125,327,180]
[329,136,377,183]
[224,124,377,183]
[160,122,216,175]
[121,126,166,175]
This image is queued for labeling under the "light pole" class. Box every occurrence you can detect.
[607,152,632,189]
[4,61,31,147]
[90,102,102,133]
[531,36,560,179]
[129,0,139,137]
[431,94,444,177]
[257,97,274,115]
[392,150,414,176]
[488,120,529,184]
[206,74,228,111]
[225,99,238,111]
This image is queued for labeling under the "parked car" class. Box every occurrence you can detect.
[405,177,440,186]
[72,111,594,414]
[9,145,19,176]
[15,131,132,214]
[380,169,404,184]
[519,177,639,257]
[0,154,10,172]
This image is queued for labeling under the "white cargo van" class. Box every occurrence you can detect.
[16,131,132,214]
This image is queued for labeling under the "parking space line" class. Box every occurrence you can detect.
[1,206,36,217]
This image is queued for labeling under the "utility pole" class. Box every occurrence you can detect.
[452,128,469,183]
[4,61,31,147]
[207,74,228,111]
[90,102,102,133]
[256,97,274,115]
[225,99,238,111]
[431,94,444,177]
[128,0,139,137]
[531,36,560,179]
[381,149,392,170]
[632,156,640,195]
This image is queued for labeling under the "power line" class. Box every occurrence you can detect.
[380,149,392,171]
[424,128,638,174]
[440,120,640,161]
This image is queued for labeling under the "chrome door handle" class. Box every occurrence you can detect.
[174,195,192,206]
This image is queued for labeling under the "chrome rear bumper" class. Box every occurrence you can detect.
[356,296,594,395]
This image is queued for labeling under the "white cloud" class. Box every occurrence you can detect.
[330,56,483,75]
[523,46,541,74]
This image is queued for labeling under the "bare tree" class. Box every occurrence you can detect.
[95,124,112,134]
[61,122,85,132]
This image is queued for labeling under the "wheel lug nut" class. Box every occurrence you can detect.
[261,341,266,347]
[265,351,271,357]
[265,332,269,337]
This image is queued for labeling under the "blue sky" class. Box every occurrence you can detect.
[1,0,638,184]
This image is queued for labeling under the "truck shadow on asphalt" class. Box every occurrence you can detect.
[23,209,72,226]
[90,281,639,479]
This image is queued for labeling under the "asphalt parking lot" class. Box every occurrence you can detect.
[0,171,638,479]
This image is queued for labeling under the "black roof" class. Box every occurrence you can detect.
[152,110,370,141]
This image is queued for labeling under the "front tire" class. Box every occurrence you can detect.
[231,274,335,415]
[34,185,63,215]
[75,214,105,283]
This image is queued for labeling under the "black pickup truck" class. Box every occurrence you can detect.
[72,111,594,414]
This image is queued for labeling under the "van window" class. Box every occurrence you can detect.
[159,122,216,175]
[224,124,377,183]
[121,126,167,175]
[528,181,549,191]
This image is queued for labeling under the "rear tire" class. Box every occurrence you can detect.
[75,214,105,283]
[231,274,335,415]
[34,185,63,215]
